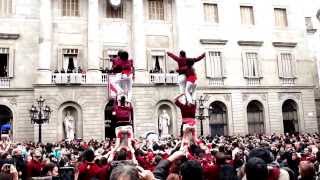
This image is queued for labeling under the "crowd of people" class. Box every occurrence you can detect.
[0,133,320,180]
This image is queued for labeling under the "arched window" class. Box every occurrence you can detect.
[247,100,264,134]
[0,105,13,135]
[209,101,228,136]
[282,99,299,134]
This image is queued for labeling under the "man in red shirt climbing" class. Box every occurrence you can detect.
[167,50,205,104]
[110,50,135,102]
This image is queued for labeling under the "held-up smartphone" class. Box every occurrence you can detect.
[59,167,75,180]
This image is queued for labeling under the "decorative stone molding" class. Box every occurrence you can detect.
[200,39,228,45]
[237,41,264,46]
[278,93,301,101]
[8,97,17,106]
[242,94,249,102]
[242,93,267,102]
[0,33,20,40]
[272,42,297,48]
[224,94,231,102]
[307,29,317,34]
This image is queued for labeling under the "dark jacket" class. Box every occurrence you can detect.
[153,160,171,180]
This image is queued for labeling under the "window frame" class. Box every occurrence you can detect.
[203,2,219,24]
[60,0,81,17]
[147,0,166,22]
[105,0,125,20]
[0,0,15,18]
[276,50,297,79]
[102,48,122,71]
[57,47,82,72]
[239,5,255,26]
[241,50,262,79]
[0,45,14,78]
[205,50,225,79]
[274,7,288,28]
[148,49,167,73]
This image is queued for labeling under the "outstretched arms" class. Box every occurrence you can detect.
[167,52,180,62]
[193,53,206,62]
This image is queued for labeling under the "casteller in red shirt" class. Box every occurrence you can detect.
[167,51,205,74]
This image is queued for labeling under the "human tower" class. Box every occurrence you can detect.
[108,50,205,152]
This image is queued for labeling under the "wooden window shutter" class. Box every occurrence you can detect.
[205,52,213,78]
[277,53,284,78]
[242,52,249,78]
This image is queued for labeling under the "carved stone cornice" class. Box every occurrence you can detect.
[0,33,20,40]
[242,93,267,102]
[200,39,228,45]
[272,42,297,48]
[278,92,301,101]
[237,41,264,46]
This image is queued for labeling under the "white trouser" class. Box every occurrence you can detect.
[178,74,186,94]
[185,81,197,104]
[111,73,133,102]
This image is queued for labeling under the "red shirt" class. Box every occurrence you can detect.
[114,104,134,126]
[26,159,44,178]
[111,57,122,73]
[175,100,196,119]
[111,57,133,75]
[167,52,205,74]
[77,161,102,180]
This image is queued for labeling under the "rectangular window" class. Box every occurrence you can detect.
[149,51,166,73]
[206,51,223,78]
[62,49,79,73]
[0,48,9,77]
[102,49,118,71]
[203,3,219,23]
[0,0,12,16]
[305,17,314,30]
[0,47,13,77]
[62,0,80,17]
[277,52,295,78]
[274,8,288,27]
[242,52,261,78]
[106,1,124,18]
[148,0,164,20]
[240,6,254,25]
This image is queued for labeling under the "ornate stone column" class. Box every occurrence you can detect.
[37,0,52,84]
[87,0,101,83]
[132,0,147,83]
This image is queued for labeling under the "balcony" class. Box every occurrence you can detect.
[52,73,86,84]
[0,77,10,88]
[102,73,108,84]
[150,73,178,84]
[280,78,296,86]
[209,78,224,87]
[246,77,261,86]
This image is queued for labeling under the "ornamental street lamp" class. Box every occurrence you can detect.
[196,95,209,136]
[29,96,51,143]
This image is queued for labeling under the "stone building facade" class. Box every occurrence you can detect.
[0,0,318,142]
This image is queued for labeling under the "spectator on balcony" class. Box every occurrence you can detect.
[110,51,135,102]
[167,51,205,94]
[67,57,75,73]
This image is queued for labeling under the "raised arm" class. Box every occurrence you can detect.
[174,94,184,107]
[193,53,206,62]
[167,52,180,62]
